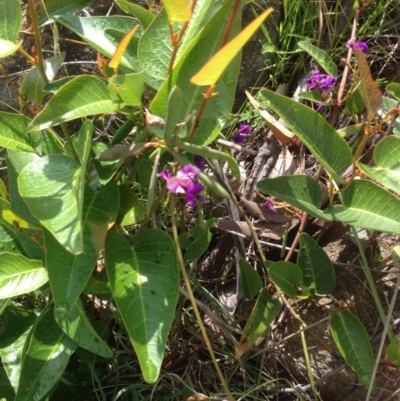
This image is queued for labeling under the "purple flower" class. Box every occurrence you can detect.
[158,165,205,207]
[186,182,205,207]
[347,39,368,54]
[265,198,277,213]
[194,155,206,171]
[232,124,252,144]
[306,70,337,92]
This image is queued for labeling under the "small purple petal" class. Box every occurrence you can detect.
[265,198,277,213]
[194,155,206,171]
[239,124,251,135]
[186,183,205,207]
[355,41,368,54]
[177,165,200,183]
[157,171,171,181]
[232,133,247,144]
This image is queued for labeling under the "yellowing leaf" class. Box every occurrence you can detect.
[1,201,38,230]
[109,25,139,70]
[191,7,273,86]
[163,0,191,22]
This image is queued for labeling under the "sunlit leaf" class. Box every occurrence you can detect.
[191,7,273,86]
[38,0,93,25]
[0,253,47,299]
[115,0,154,29]
[109,71,146,106]
[239,258,263,299]
[269,261,302,297]
[0,113,35,152]
[0,0,22,42]
[163,0,191,22]
[0,39,22,58]
[331,310,374,388]
[109,25,139,70]
[297,41,338,77]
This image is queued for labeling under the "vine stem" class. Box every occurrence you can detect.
[170,197,235,401]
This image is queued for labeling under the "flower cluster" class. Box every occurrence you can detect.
[232,124,251,144]
[306,70,338,92]
[346,39,368,54]
[158,165,205,207]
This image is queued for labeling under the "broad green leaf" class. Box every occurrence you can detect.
[164,86,183,139]
[0,223,23,254]
[0,39,22,58]
[297,41,338,77]
[92,142,125,184]
[173,139,240,179]
[56,16,140,73]
[297,233,335,295]
[0,253,47,299]
[15,308,77,401]
[357,136,400,194]
[151,0,241,145]
[38,0,93,25]
[163,0,191,22]
[28,76,122,131]
[191,7,273,86]
[297,90,326,105]
[393,245,400,268]
[235,288,281,358]
[105,230,179,383]
[42,76,75,94]
[0,113,35,152]
[0,0,22,42]
[111,118,136,145]
[0,305,37,391]
[330,310,374,388]
[260,89,352,184]
[138,8,177,81]
[20,53,65,105]
[55,299,112,358]
[355,48,382,121]
[0,365,14,401]
[386,82,400,101]
[109,25,140,70]
[6,151,40,226]
[0,198,38,230]
[269,261,303,297]
[45,181,119,319]
[179,218,218,261]
[257,175,329,220]
[336,123,365,138]
[116,0,154,29]
[84,275,111,295]
[239,258,263,299]
[378,96,400,137]
[386,337,400,366]
[117,184,145,226]
[18,154,84,254]
[109,71,146,106]
[324,180,400,233]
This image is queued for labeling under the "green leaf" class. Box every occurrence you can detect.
[355,48,382,121]
[0,113,36,152]
[191,7,273,85]
[297,233,335,295]
[0,365,14,401]
[385,337,400,366]
[239,258,263,299]
[357,136,400,194]
[55,299,112,358]
[0,305,37,391]
[164,86,183,139]
[297,90,326,104]
[38,0,93,25]
[173,139,240,179]
[109,71,146,106]
[92,142,125,184]
[0,0,22,42]
[56,15,140,72]
[117,184,145,226]
[330,310,374,388]
[378,96,400,137]
[20,53,65,105]
[45,181,119,319]
[260,89,352,183]
[163,0,191,22]
[324,179,400,233]
[392,245,400,269]
[269,261,303,297]
[105,230,179,383]
[235,288,281,358]
[84,275,111,295]
[18,154,84,254]
[179,218,218,261]
[0,39,22,58]
[28,76,122,131]
[386,82,400,101]
[345,85,365,116]
[0,253,47,299]
[116,0,154,29]
[150,0,241,145]
[297,41,338,77]
[15,308,77,401]
[257,175,329,220]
